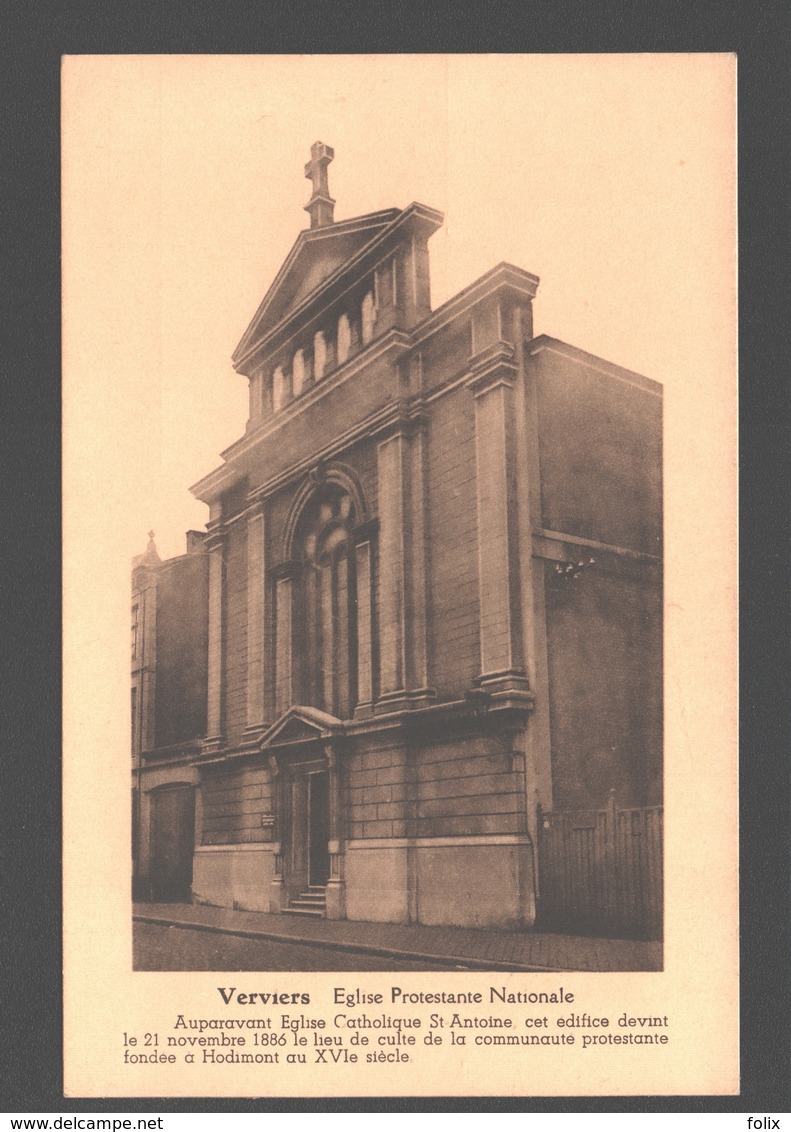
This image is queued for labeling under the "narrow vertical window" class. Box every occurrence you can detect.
[303,561,319,706]
[337,313,351,365]
[131,604,139,659]
[131,687,138,754]
[131,786,139,861]
[361,291,376,345]
[335,552,350,718]
[272,365,286,412]
[319,557,335,712]
[292,349,305,396]
[275,576,293,715]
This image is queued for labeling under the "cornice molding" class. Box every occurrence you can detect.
[214,393,418,513]
[369,395,429,442]
[191,270,540,506]
[188,690,535,770]
[202,532,225,553]
[269,559,298,581]
[464,341,519,395]
[410,263,539,350]
[232,210,401,365]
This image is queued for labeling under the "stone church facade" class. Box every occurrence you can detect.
[133,143,662,932]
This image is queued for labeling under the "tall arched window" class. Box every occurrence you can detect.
[272,365,287,411]
[292,348,306,396]
[294,486,357,719]
[337,313,351,365]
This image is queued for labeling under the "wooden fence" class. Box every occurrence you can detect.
[537,795,663,939]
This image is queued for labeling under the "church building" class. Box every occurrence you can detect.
[133,143,662,936]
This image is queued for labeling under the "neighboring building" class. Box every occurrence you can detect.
[134,143,662,936]
[132,530,209,901]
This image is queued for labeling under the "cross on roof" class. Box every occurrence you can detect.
[141,530,161,568]
[304,141,335,228]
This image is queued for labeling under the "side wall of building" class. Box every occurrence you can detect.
[544,564,662,807]
[532,345,663,809]
[534,346,662,555]
[154,554,210,750]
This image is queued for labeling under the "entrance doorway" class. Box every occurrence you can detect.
[149,785,195,902]
[287,767,330,894]
[308,771,330,886]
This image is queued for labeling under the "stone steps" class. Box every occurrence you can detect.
[287,886,326,917]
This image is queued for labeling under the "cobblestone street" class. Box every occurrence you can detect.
[134,921,463,972]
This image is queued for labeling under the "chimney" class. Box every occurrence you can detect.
[186,530,206,555]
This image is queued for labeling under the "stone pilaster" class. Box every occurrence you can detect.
[245,509,266,732]
[374,256,397,333]
[376,424,406,700]
[202,533,225,755]
[247,371,264,429]
[354,539,374,712]
[405,410,430,692]
[267,755,287,913]
[373,401,435,712]
[512,306,554,817]
[324,746,346,920]
[466,343,530,701]
[411,236,432,322]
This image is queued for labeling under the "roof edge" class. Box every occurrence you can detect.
[232,201,444,373]
[231,209,403,366]
[409,262,540,347]
[528,335,662,394]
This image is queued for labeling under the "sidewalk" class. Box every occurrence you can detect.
[133,902,662,972]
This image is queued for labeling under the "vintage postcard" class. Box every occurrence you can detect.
[62,54,737,1097]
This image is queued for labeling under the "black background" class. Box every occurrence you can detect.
[2,0,789,1114]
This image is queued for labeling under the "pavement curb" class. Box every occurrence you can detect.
[133,913,565,973]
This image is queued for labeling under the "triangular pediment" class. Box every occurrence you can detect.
[259,705,344,748]
[233,209,401,369]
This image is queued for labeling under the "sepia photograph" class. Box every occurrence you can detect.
[129,141,663,974]
[63,54,737,1096]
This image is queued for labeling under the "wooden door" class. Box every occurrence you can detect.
[308,772,330,886]
[149,786,195,902]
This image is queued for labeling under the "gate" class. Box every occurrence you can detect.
[537,795,663,939]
